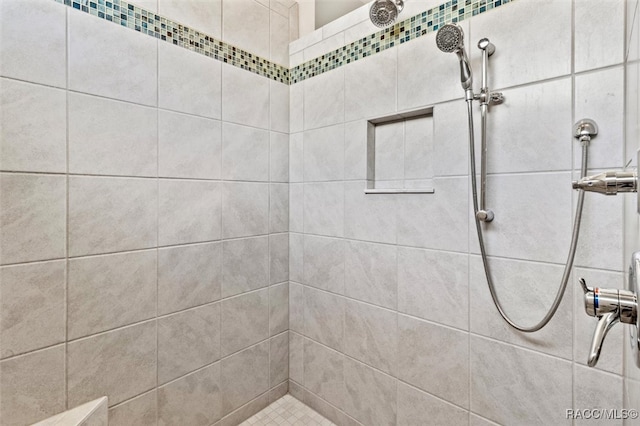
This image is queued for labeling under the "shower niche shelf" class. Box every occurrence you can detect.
[365,106,435,194]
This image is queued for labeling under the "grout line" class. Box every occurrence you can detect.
[64,5,70,410]
[155,34,160,426]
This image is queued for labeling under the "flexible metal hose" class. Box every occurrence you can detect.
[467,99,588,332]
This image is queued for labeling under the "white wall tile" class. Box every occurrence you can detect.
[575,67,625,170]
[304,124,345,182]
[220,341,269,415]
[574,365,623,426]
[158,363,222,426]
[303,235,345,294]
[344,240,397,309]
[470,335,572,425]
[271,183,289,233]
[469,0,571,89]
[290,82,304,133]
[397,177,468,252]
[158,43,222,119]
[344,120,368,181]
[270,282,289,334]
[303,33,345,62]
[289,282,304,333]
[158,242,222,315]
[345,49,397,122]
[476,173,572,263]
[68,250,157,339]
[303,182,344,237]
[343,358,397,425]
[67,321,157,407]
[158,110,221,180]
[270,233,290,286]
[69,176,156,257]
[0,345,66,426]
[0,261,66,359]
[290,132,304,183]
[68,10,157,106]
[374,121,404,182]
[223,0,270,59]
[158,304,221,384]
[304,287,344,351]
[398,247,468,330]
[398,382,469,426]
[158,0,221,38]
[344,300,397,375]
[270,332,289,386]
[159,179,221,246]
[70,93,158,177]
[222,182,270,238]
[220,289,269,356]
[469,255,573,360]
[575,0,625,72]
[270,132,290,182]
[222,123,270,181]
[1,173,66,264]
[271,10,290,66]
[432,100,469,177]
[303,338,345,409]
[271,81,290,134]
[574,186,624,272]
[485,78,572,173]
[222,64,270,130]
[222,236,269,298]
[0,0,66,87]
[304,67,345,130]
[1,79,66,173]
[398,315,469,408]
[109,390,157,426]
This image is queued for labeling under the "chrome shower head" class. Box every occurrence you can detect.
[436,23,464,53]
[436,23,473,93]
[369,0,404,28]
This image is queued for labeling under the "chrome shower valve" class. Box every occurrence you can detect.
[580,278,638,367]
[572,170,638,195]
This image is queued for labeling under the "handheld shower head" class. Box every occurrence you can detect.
[370,0,404,28]
[436,23,473,94]
[435,23,464,52]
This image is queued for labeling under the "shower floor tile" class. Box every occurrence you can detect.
[240,394,336,426]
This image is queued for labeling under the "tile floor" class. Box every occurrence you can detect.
[240,394,336,426]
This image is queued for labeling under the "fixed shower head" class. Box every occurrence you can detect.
[436,23,473,93]
[369,0,404,28]
[435,23,464,53]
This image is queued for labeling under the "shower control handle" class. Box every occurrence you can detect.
[580,278,637,367]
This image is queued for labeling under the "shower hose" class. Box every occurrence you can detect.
[466,99,588,332]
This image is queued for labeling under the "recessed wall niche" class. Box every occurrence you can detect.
[366,107,435,194]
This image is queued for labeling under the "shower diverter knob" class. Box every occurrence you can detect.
[580,277,637,367]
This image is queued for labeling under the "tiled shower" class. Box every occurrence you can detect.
[1,0,640,425]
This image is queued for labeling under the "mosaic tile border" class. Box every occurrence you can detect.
[54,0,289,83]
[290,0,513,84]
[52,0,512,86]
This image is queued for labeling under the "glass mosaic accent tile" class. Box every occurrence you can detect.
[52,0,513,86]
[290,0,513,84]
[54,0,289,83]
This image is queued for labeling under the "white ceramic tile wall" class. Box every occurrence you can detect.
[0,0,293,425]
[288,0,631,425]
